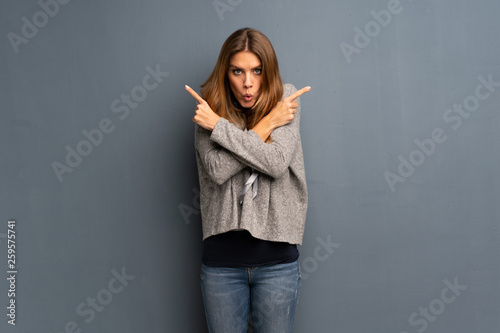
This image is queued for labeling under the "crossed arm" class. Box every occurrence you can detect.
[187,84,310,184]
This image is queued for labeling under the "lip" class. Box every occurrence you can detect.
[243,93,253,101]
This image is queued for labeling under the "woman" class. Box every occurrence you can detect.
[186,27,310,333]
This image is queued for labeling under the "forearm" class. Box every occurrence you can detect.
[211,117,299,179]
[251,115,275,142]
[197,148,247,184]
[195,125,247,184]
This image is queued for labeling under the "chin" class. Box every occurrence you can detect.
[239,99,255,108]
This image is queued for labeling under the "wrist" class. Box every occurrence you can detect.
[211,116,221,131]
[261,114,275,131]
[251,115,273,142]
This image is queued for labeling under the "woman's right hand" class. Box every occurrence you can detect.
[266,86,311,129]
[185,85,221,131]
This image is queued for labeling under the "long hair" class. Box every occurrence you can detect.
[201,28,283,134]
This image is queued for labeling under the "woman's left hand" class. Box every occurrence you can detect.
[185,85,221,131]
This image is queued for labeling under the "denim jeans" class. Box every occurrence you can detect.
[200,260,301,333]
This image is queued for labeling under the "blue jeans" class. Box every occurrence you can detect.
[200,260,301,333]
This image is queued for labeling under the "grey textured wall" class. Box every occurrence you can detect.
[1,0,499,332]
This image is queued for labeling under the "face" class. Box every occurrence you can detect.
[227,51,262,108]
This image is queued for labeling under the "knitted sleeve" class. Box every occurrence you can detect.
[194,124,247,185]
[209,84,302,179]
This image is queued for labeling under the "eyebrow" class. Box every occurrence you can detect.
[228,64,262,69]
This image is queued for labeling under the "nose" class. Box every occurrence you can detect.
[243,74,253,88]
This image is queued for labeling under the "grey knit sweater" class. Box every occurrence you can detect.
[194,83,308,245]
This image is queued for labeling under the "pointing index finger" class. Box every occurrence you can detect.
[286,86,311,102]
[185,85,205,104]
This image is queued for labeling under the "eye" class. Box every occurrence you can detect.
[254,68,262,75]
[232,69,242,75]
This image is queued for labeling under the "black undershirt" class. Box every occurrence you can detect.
[202,230,299,267]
